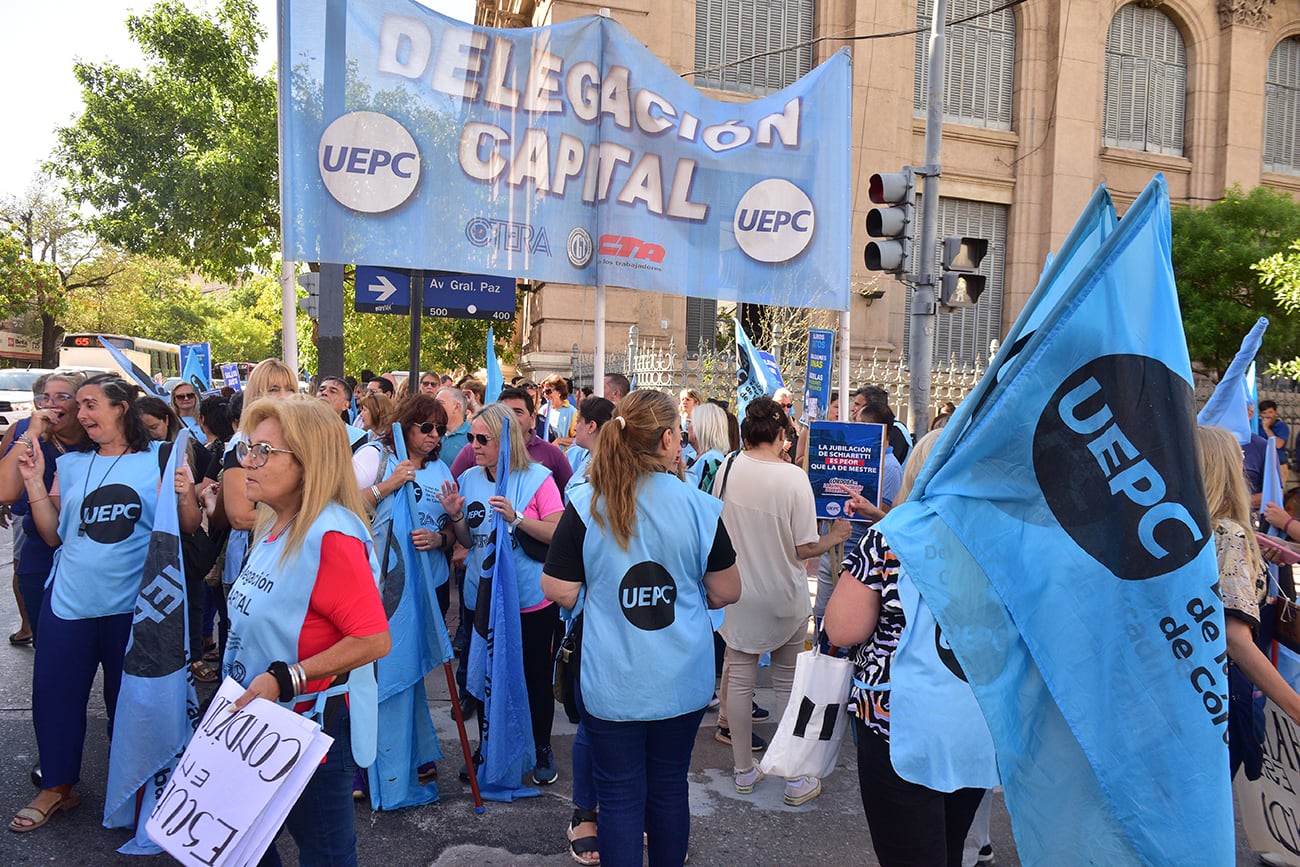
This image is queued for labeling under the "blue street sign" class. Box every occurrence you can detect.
[354,266,516,321]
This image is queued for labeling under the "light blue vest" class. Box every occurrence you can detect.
[457,462,552,611]
[570,473,722,721]
[374,452,453,591]
[222,503,382,766]
[50,443,163,620]
[545,404,577,443]
[686,448,725,491]
[565,446,591,504]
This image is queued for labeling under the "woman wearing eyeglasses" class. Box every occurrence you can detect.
[541,390,741,866]
[8,374,201,833]
[444,403,565,785]
[540,375,577,449]
[223,396,390,865]
[169,381,203,439]
[0,373,92,646]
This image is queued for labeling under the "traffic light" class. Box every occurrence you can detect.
[939,236,989,308]
[864,167,915,276]
[297,272,320,320]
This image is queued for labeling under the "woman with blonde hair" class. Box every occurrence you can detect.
[1198,425,1300,778]
[223,395,390,864]
[542,390,740,866]
[444,402,565,784]
[685,402,731,494]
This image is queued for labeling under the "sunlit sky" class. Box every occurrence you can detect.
[0,0,473,201]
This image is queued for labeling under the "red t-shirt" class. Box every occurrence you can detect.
[288,530,388,697]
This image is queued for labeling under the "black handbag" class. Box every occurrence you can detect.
[553,612,583,723]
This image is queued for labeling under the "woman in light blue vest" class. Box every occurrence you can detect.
[684,402,731,494]
[446,402,565,785]
[9,374,200,834]
[224,396,390,866]
[542,390,741,867]
[540,374,579,448]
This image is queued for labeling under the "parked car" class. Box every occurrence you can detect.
[0,368,55,436]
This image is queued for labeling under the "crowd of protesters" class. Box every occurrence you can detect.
[1,357,1295,867]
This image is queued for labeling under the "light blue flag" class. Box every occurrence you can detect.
[103,432,198,854]
[1262,439,1288,595]
[97,337,168,399]
[888,186,1117,793]
[178,342,212,393]
[368,424,455,810]
[1197,318,1268,445]
[485,327,503,405]
[734,318,784,417]
[466,415,539,802]
[879,175,1232,865]
[280,3,852,311]
[1248,363,1261,436]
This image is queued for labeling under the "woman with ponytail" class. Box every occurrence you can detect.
[542,390,740,867]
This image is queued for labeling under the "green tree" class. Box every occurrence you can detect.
[0,232,55,323]
[1171,185,1300,372]
[1255,240,1300,377]
[52,0,277,282]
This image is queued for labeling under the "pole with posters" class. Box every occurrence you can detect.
[408,270,423,389]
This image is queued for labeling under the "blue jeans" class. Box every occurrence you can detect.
[581,705,706,867]
[259,708,359,867]
[572,721,596,811]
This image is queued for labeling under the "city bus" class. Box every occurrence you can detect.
[59,333,182,379]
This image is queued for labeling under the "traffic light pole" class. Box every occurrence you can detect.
[908,0,946,433]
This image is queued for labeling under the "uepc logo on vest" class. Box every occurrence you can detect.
[318,111,420,214]
[619,562,677,631]
[81,483,144,544]
[733,179,815,263]
[1032,354,1210,580]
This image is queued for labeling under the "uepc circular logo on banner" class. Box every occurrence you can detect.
[618,561,677,631]
[318,111,420,214]
[80,483,144,544]
[1032,354,1210,580]
[733,179,815,263]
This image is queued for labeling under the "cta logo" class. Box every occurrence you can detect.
[598,235,666,265]
[318,111,420,214]
[465,217,551,257]
[733,179,815,263]
[567,228,594,268]
[619,561,676,631]
[81,483,144,544]
[1032,354,1210,580]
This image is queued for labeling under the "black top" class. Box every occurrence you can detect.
[544,502,736,583]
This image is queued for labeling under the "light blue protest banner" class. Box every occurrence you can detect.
[803,328,834,422]
[879,175,1232,865]
[485,326,503,405]
[280,3,852,311]
[734,318,783,417]
[179,343,212,393]
[1198,318,1268,446]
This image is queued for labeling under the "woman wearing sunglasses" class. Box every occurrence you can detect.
[8,374,202,833]
[443,402,565,785]
[224,396,390,865]
[540,375,578,449]
[169,381,203,439]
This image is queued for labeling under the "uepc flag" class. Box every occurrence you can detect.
[878,175,1231,865]
[104,432,199,854]
[734,318,784,417]
[279,3,852,310]
[1197,317,1268,445]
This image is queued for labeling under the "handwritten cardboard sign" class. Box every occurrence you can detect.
[1234,698,1300,866]
[145,678,333,866]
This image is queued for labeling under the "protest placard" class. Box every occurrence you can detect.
[802,329,834,424]
[145,678,333,867]
[1234,698,1300,866]
[807,421,886,521]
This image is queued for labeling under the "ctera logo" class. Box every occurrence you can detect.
[733,179,815,263]
[464,217,551,257]
[1033,354,1210,581]
[318,111,420,214]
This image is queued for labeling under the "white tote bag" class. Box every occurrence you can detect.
[759,649,854,780]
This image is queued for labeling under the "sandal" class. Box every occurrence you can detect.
[417,762,438,784]
[190,660,219,683]
[202,640,219,662]
[9,790,80,833]
[566,808,599,866]
[8,631,32,646]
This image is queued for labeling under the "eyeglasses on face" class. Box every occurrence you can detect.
[470,433,497,446]
[416,421,447,437]
[36,393,75,406]
[780,402,793,410]
[235,440,296,468]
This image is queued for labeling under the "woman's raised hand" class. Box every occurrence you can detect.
[436,480,464,518]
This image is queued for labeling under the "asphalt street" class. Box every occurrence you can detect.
[0,570,1265,866]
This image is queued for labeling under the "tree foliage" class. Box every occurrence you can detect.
[1255,240,1300,378]
[1171,185,1300,373]
[52,0,277,282]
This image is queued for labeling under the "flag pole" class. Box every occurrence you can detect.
[444,663,485,812]
[593,281,607,397]
[837,309,850,422]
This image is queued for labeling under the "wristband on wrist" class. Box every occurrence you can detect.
[450,512,464,523]
[1287,517,1297,537]
[267,661,296,702]
[370,484,382,502]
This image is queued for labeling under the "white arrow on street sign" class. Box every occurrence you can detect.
[368,275,400,302]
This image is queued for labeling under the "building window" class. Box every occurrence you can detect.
[914,0,1016,130]
[1265,37,1300,175]
[902,198,1007,368]
[685,297,717,353]
[1102,4,1186,156]
[694,0,814,94]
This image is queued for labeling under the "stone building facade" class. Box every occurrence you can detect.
[477,0,1300,380]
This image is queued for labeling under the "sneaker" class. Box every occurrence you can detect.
[352,769,367,800]
[417,761,438,784]
[751,701,769,721]
[452,692,480,721]
[532,745,559,786]
[975,844,996,867]
[714,726,766,752]
[458,748,483,783]
[734,766,764,794]
[783,775,821,806]
[707,692,721,711]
